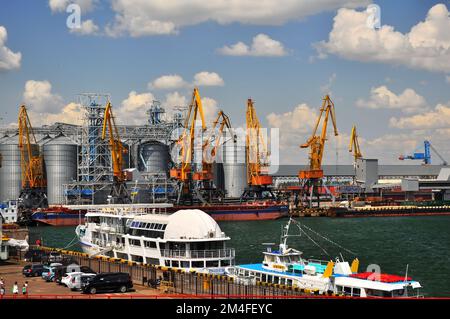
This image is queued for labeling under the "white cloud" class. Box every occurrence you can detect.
[106,0,369,37]
[115,91,156,125]
[316,4,450,73]
[320,73,337,95]
[69,19,100,35]
[201,97,220,123]
[23,80,64,114]
[356,86,428,114]
[389,102,450,129]
[193,72,224,86]
[0,26,21,72]
[218,34,288,57]
[148,74,188,90]
[28,103,85,127]
[49,0,97,13]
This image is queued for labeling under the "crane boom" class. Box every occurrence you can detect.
[349,125,362,162]
[299,95,338,179]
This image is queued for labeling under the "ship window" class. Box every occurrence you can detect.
[162,224,167,230]
[353,288,361,297]
[145,223,151,229]
[343,287,352,295]
[273,276,279,284]
[144,241,157,248]
[181,261,190,268]
[172,261,179,268]
[165,260,170,267]
[261,274,267,282]
[336,286,343,293]
[206,261,219,268]
[287,279,293,286]
[192,261,204,268]
[221,260,230,267]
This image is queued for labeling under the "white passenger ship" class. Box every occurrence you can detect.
[226,218,423,298]
[75,204,235,273]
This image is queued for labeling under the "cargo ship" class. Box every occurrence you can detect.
[31,206,86,226]
[31,201,288,226]
[171,202,289,221]
[329,202,450,218]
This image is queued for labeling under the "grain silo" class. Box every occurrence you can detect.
[0,134,39,202]
[223,141,247,198]
[43,134,78,205]
[138,141,170,176]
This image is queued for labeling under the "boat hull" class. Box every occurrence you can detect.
[31,211,85,226]
[172,204,289,221]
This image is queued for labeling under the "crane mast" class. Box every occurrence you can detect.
[101,102,130,204]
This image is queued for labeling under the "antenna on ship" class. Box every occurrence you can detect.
[404,264,409,283]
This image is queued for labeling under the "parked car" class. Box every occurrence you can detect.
[41,263,63,282]
[23,250,48,263]
[47,252,63,263]
[57,266,95,285]
[82,273,133,294]
[64,273,96,291]
[22,264,45,277]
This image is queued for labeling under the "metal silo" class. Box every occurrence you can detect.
[0,134,39,202]
[223,141,247,198]
[138,141,170,176]
[43,134,78,205]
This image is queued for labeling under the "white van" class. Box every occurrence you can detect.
[65,272,96,290]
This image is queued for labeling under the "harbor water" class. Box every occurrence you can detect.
[29,216,450,297]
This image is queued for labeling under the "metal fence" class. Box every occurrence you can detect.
[33,246,321,298]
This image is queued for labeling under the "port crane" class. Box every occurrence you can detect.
[349,125,363,163]
[17,105,48,221]
[241,98,275,200]
[101,102,131,204]
[170,88,213,204]
[298,95,338,208]
[399,140,447,165]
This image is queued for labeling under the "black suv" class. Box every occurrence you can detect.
[22,264,45,277]
[24,250,48,263]
[82,273,133,294]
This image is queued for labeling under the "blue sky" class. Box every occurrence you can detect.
[0,0,449,164]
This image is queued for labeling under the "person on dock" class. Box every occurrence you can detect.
[22,283,27,295]
[0,278,5,297]
[12,282,19,295]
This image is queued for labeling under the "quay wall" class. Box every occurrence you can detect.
[32,246,334,298]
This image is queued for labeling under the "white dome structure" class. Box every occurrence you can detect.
[164,209,226,240]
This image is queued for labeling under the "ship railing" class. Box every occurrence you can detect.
[161,249,235,259]
[306,259,330,266]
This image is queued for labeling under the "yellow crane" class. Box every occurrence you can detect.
[299,95,338,180]
[349,125,362,162]
[244,98,273,196]
[17,105,48,214]
[101,101,130,203]
[170,87,206,182]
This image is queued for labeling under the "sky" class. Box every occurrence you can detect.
[0,0,450,166]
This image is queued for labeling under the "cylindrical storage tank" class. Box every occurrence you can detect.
[213,162,224,193]
[43,134,78,205]
[0,134,39,202]
[223,141,247,198]
[138,141,170,176]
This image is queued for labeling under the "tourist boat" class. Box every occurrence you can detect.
[225,218,423,298]
[75,203,235,274]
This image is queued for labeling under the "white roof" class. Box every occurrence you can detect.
[163,209,227,241]
[334,276,422,291]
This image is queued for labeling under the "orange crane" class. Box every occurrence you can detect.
[17,105,48,216]
[298,95,338,207]
[242,98,274,200]
[101,101,130,204]
[201,110,236,179]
